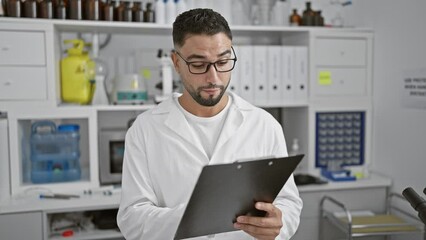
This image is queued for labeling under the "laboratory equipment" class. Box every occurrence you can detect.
[320,193,425,239]
[155,49,173,103]
[60,39,94,105]
[316,111,365,181]
[30,121,81,183]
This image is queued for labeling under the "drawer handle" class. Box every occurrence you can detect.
[3,81,11,86]
[1,46,10,51]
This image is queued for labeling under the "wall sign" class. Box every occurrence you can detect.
[401,68,426,109]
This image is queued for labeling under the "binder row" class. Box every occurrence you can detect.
[231,45,308,106]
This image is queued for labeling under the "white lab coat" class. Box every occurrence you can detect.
[117,92,302,240]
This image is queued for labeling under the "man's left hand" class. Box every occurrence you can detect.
[233,202,283,240]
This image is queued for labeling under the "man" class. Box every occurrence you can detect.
[117,8,302,240]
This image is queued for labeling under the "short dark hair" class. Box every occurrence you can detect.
[172,8,233,48]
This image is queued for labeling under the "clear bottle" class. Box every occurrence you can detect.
[155,0,165,24]
[289,138,300,156]
[91,57,109,105]
[175,0,186,16]
[165,0,175,24]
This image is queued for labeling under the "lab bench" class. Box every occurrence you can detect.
[0,174,391,240]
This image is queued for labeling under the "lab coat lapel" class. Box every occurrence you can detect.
[212,92,251,158]
[161,97,207,158]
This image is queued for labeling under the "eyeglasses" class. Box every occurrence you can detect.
[174,46,237,74]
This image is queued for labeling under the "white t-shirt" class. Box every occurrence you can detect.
[175,96,232,159]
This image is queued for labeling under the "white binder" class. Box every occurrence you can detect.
[238,46,254,103]
[229,46,241,95]
[253,46,268,105]
[267,46,282,104]
[294,46,308,102]
[281,46,295,102]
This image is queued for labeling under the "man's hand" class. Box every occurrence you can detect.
[233,202,283,240]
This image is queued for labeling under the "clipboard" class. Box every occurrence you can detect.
[174,154,304,240]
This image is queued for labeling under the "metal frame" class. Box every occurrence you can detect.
[320,194,426,240]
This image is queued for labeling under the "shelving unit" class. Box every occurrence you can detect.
[0,17,374,239]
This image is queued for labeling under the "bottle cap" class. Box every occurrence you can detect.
[58,124,80,132]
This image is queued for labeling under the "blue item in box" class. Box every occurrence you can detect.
[30,121,81,183]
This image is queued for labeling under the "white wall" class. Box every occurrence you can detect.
[345,0,426,195]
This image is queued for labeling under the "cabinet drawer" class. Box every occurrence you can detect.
[315,38,367,67]
[0,67,47,100]
[0,31,46,66]
[315,67,367,97]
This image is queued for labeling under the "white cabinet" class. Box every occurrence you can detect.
[0,67,47,100]
[0,18,375,240]
[0,211,44,240]
[310,32,373,100]
[0,31,46,66]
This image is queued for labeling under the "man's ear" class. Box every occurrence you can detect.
[171,51,180,74]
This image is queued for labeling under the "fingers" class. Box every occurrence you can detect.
[233,202,283,239]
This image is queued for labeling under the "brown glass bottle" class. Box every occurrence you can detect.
[143,2,154,22]
[113,1,124,21]
[102,0,113,21]
[314,10,324,26]
[122,1,132,22]
[23,0,37,18]
[68,0,82,19]
[84,0,101,20]
[132,1,142,22]
[37,0,53,18]
[55,0,66,19]
[302,1,314,26]
[289,9,301,26]
[6,0,22,17]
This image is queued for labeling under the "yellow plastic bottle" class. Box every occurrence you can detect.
[60,39,95,105]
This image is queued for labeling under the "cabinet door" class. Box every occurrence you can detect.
[0,212,43,240]
[0,66,47,100]
[0,31,46,66]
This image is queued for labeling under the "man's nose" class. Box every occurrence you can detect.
[205,64,220,83]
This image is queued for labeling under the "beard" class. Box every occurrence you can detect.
[183,80,230,107]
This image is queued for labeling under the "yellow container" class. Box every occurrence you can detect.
[60,39,95,105]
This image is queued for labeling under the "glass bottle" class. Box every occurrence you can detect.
[143,2,154,22]
[113,1,124,21]
[23,0,38,18]
[84,0,101,20]
[123,1,132,22]
[6,0,22,17]
[314,10,324,26]
[302,1,314,26]
[37,0,53,18]
[55,0,66,19]
[102,0,113,21]
[289,9,301,26]
[132,1,142,22]
[68,0,82,20]
[91,57,109,105]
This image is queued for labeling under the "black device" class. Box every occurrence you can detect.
[174,154,304,240]
[402,187,426,225]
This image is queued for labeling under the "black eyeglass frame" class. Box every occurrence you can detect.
[174,46,237,75]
